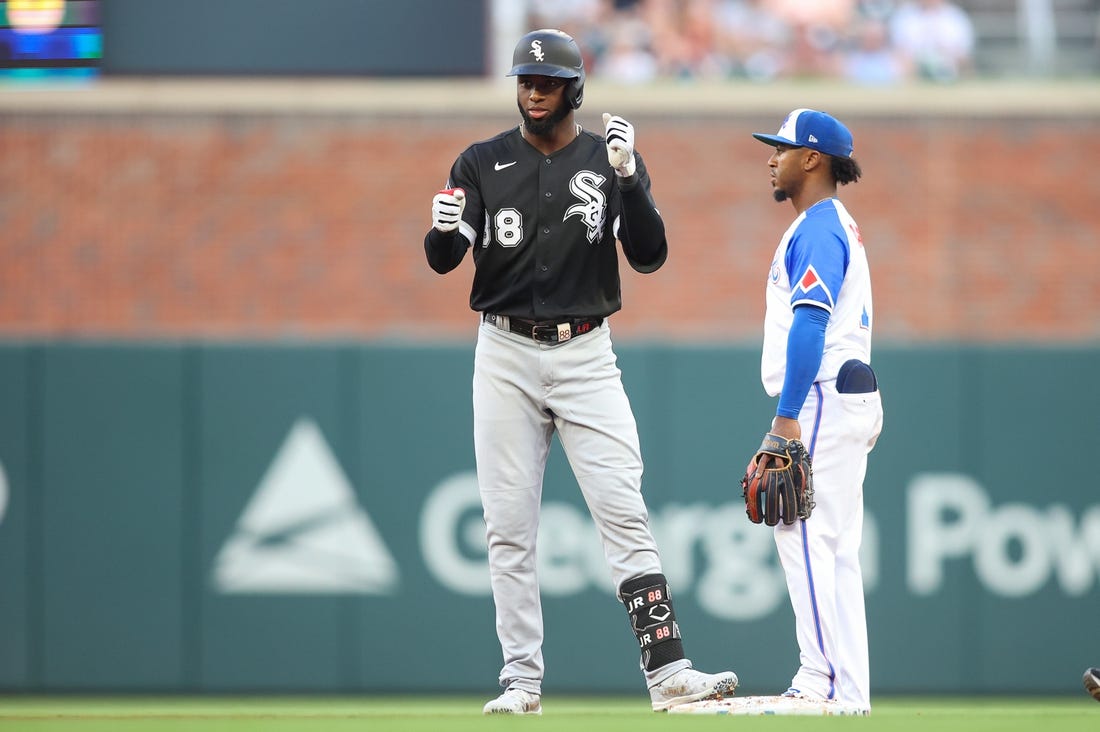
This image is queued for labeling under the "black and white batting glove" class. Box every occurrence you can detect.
[602,113,636,178]
[431,188,465,232]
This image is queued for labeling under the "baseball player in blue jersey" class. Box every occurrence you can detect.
[424,29,737,715]
[749,109,883,713]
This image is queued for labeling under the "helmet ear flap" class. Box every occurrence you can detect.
[566,78,583,109]
[566,68,585,109]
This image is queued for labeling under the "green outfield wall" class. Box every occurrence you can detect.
[0,342,1096,695]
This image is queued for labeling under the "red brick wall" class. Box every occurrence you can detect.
[2,109,1096,342]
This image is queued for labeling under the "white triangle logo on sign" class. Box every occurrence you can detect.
[212,418,399,595]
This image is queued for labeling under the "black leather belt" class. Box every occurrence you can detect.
[483,313,603,343]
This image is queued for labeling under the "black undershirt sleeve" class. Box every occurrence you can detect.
[424,227,468,274]
[616,174,668,274]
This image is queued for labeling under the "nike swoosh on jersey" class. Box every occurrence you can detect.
[494,161,518,171]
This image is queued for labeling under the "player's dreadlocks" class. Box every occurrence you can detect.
[832,156,862,186]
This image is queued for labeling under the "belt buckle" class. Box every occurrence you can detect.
[531,323,562,342]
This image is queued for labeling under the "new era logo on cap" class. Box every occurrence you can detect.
[753,108,853,158]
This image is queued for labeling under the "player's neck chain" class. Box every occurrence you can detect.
[519,123,583,142]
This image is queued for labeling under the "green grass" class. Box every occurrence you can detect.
[0,696,1096,732]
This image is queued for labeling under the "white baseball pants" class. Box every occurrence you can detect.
[775,379,883,710]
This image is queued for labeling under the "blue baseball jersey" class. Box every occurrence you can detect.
[761,198,873,396]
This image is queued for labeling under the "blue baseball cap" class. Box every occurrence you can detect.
[753,108,853,158]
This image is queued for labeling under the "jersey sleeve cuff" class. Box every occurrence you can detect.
[458,220,476,246]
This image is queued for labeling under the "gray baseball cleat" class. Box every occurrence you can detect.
[1085,668,1100,702]
[649,667,738,711]
[483,687,542,715]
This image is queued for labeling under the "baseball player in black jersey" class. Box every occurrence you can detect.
[424,29,738,715]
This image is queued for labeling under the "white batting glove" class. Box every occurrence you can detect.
[602,113,636,178]
[431,188,465,232]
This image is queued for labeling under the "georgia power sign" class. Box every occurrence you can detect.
[203,419,1100,618]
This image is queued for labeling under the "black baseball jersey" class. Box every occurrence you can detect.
[425,125,667,321]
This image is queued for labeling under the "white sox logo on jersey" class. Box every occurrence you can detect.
[529,40,545,62]
[565,170,607,243]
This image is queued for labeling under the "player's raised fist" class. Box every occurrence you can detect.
[432,188,466,232]
[602,113,636,178]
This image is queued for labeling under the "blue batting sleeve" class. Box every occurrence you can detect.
[776,304,829,419]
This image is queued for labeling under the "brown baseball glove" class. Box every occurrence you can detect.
[741,433,815,526]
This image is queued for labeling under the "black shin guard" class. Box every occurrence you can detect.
[619,573,685,672]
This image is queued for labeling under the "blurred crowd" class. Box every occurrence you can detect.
[526,0,979,84]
